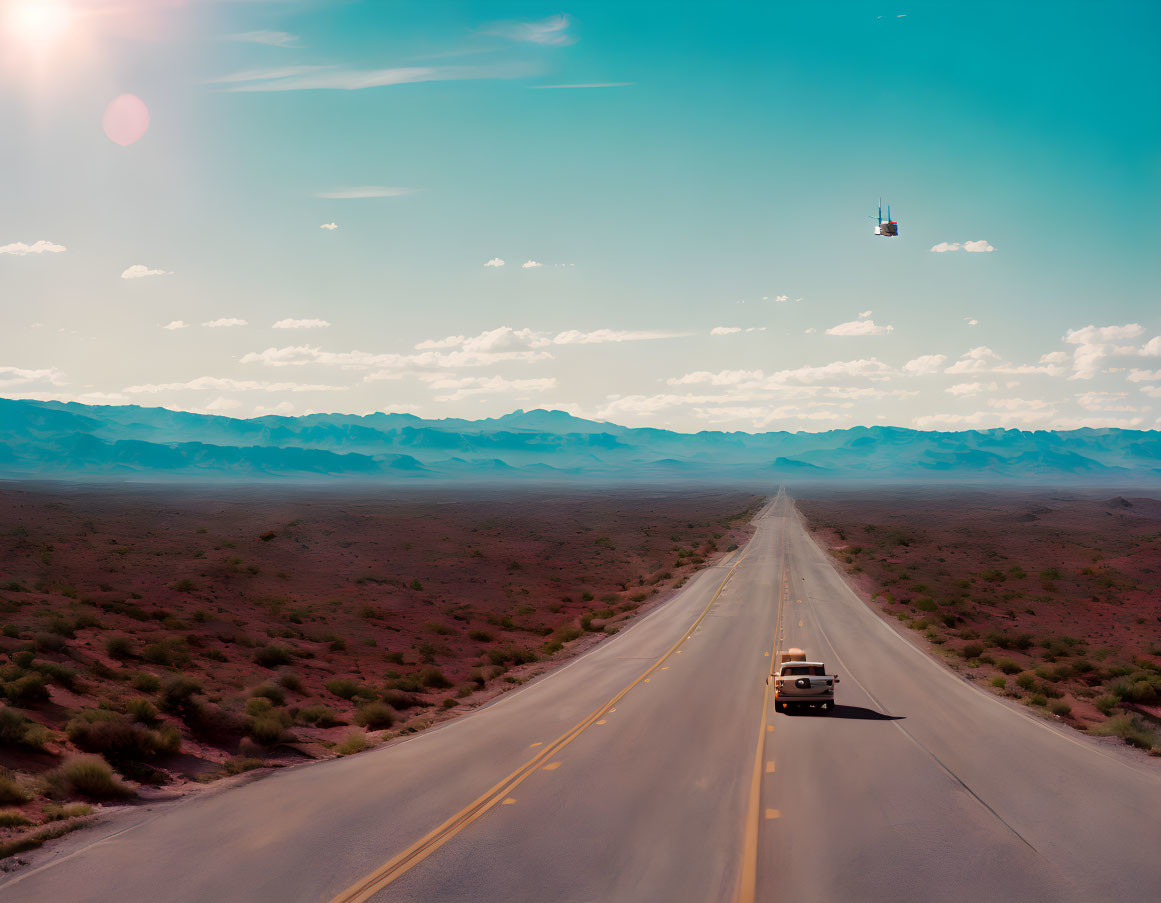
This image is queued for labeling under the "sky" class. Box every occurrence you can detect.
[2,0,1160,432]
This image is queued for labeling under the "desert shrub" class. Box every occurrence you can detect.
[0,774,30,806]
[335,732,368,756]
[355,702,396,730]
[0,809,32,828]
[1093,714,1157,750]
[277,671,304,693]
[31,660,77,689]
[297,705,341,727]
[1049,700,1072,716]
[48,755,133,799]
[1094,694,1119,715]
[171,578,196,592]
[383,651,405,665]
[105,635,135,660]
[4,673,49,705]
[1029,693,1048,707]
[246,698,272,717]
[130,672,161,693]
[417,666,452,689]
[990,676,1006,689]
[250,682,286,706]
[158,675,203,714]
[486,646,536,667]
[468,629,493,643]
[913,598,937,613]
[996,659,1021,675]
[142,639,189,668]
[248,713,287,745]
[125,698,159,726]
[67,710,178,761]
[381,689,419,710]
[1016,673,1037,691]
[325,678,362,700]
[425,622,454,636]
[0,707,48,749]
[962,643,984,660]
[254,644,292,668]
[41,803,93,822]
[409,579,423,592]
[441,698,456,710]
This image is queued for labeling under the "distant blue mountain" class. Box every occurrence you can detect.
[1,397,1158,483]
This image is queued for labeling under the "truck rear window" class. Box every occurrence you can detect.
[782,665,824,676]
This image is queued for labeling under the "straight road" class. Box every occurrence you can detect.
[2,489,1159,902]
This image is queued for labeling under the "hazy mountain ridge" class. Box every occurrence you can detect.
[1,397,1159,483]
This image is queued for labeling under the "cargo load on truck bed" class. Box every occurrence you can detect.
[773,649,840,712]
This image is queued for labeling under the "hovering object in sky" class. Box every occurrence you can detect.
[872,200,898,237]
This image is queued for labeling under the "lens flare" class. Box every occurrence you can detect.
[102,93,150,146]
[7,0,74,46]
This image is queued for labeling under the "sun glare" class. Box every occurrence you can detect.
[7,0,74,46]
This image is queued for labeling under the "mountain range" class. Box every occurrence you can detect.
[2,397,1159,484]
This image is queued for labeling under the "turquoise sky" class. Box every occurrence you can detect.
[2,0,1159,430]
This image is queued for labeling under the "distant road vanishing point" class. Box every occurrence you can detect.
[3,489,1160,903]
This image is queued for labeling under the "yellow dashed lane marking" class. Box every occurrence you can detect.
[765,762,776,773]
[326,530,752,903]
[529,742,542,748]
[501,798,517,806]
[542,762,562,771]
[765,809,781,820]
[596,719,607,725]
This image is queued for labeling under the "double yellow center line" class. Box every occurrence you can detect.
[327,542,752,903]
[735,502,789,903]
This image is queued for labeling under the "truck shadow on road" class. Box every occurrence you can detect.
[782,704,904,721]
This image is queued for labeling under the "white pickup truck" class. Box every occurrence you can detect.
[773,648,840,713]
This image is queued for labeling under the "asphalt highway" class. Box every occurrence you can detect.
[2,489,1159,903]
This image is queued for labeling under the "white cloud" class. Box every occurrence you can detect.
[1039,351,1070,364]
[0,366,67,389]
[773,295,789,302]
[313,187,420,199]
[1138,386,1161,398]
[1065,324,1144,345]
[273,318,331,329]
[210,64,526,93]
[902,354,947,375]
[204,397,242,412]
[858,310,872,319]
[0,240,66,256]
[1050,416,1145,429]
[531,82,633,89]
[320,222,338,230]
[253,401,296,416]
[427,375,557,402]
[484,14,575,46]
[945,346,1001,374]
[826,318,894,336]
[710,327,742,336]
[1075,392,1138,412]
[804,327,817,334]
[162,320,189,331]
[1063,323,1145,379]
[225,31,301,48]
[1140,336,1161,357]
[946,382,997,397]
[521,260,543,269]
[552,328,692,345]
[124,377,348,394]
[670,359,894,388]
[930,240,995,253]
[203,318,248,328]
[483,258,505,268]
[964,317,979,326]
[121,264,171,279]
[1127,369,1161,382]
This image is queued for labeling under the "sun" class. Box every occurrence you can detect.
[6,0,75,47]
